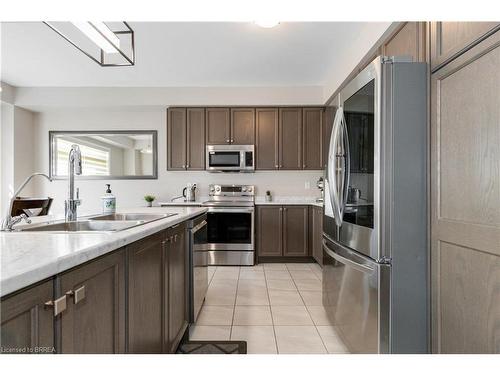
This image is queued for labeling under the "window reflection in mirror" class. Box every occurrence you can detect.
[50,131,157,179]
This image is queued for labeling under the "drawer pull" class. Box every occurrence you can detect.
[45,295,67,316]
[66,285,86,304]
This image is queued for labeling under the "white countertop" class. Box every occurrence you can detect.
[0,206,207,297]
[157,200,204,206]
[255,197,324,207]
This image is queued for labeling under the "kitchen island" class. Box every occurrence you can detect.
[0,206,207,354]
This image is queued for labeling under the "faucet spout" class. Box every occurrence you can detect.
[65,145,82,222]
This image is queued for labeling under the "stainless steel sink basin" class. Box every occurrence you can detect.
[21,220,146,232]
[87,213,177,222]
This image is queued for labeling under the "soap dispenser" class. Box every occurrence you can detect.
[101,184,116,214]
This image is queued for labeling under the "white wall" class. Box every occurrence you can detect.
[33,109,324,216]
[0,101,14,215]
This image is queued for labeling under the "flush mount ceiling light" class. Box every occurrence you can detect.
[254,20,280,28]
[44,21,135,66]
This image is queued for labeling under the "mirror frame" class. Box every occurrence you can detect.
[49,130,158,180]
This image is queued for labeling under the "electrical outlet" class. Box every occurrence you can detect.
[305,181,311,189]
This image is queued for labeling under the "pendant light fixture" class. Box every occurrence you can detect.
[44,21,135,66]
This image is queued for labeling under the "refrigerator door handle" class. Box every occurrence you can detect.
[323,239,375,275]
[327,107,344,226]
[339,115,350,220]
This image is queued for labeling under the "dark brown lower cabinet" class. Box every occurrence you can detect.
[0,280,55,354]
[167,223,188,353]
[127,231,165,353]
[257,205,309,260]
[282,206,309,257]
[60,250,126,353]
[309,206,323,265]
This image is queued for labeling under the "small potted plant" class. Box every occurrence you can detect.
[144,195,156,207]
[265,190,272,202]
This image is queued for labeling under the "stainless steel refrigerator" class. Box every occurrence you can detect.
[322,56,428,353]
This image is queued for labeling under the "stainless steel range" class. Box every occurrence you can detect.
[203,184,255,266]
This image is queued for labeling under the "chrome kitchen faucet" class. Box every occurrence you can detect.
[65,144,82,221]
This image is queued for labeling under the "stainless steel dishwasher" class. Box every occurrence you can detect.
[187,213,208,323]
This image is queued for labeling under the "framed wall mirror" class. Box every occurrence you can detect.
[49,130,158,180]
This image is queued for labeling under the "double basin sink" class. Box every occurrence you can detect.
[18,213,178,233]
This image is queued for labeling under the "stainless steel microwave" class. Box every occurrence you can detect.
[206,145,254,172]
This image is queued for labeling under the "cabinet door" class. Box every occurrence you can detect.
[60,250,125,353]
[310,206,323,265]
[0,280,54,354]
[430,22,499,71]
[279,108,302,170]
[382,22,426,63]
[127,232,165,353]
[231,108,255,144]
[168,223,187,353]
[186,108,205,170]
[256,108,279,170]
[283,206,309,257]
[257,206,282,257]
[302,108,323,170]
[430,32,500,354]
[206,108,230,145]
[167,108,187,170]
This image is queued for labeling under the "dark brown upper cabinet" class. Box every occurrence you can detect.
[430,22,500,71]
[256,108,279,170]
[59,250,126,354]
[127,232,165,353]
[167,107,205,170]
[282,206,309,257]
[302,108,323,170]
[206,107,230,145]
[0,280,55,353]
[186,108,206,170]
[231,108,255,144]
[279,108,302,170]
[167,108,187,170]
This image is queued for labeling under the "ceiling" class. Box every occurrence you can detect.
[1,22,389,88]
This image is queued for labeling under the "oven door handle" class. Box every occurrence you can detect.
[206,207,254,213]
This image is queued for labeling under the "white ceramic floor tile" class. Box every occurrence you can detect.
[262,263,288,270]
[231,326,277,354]
[189,325,231,341]
[205,280,237,306]
[238,278,267,289]
[239,269,266,280]
[236,288,269,306]
[233,305,273,326]
[299,290,323,306]
[294,278,322,291]
[306,306,332,325]
[274,326,327,354]
[266,278,297,291]
[310,263,322,273]
[264,270,292,280]
[316,326,350,353]
[286,263,313,271]
[268,290,304,306]
[271,305,314,325]
[290,270,320,280]
[212,266,240,280]
[196,305,234,326]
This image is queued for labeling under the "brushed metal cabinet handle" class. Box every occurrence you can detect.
[45,295,67,316]
[174,234,178,242]
[66,285,86,305]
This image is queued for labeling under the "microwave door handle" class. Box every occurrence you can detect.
[327,108,342,226]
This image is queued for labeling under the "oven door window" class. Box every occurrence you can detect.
[209,152,240,167]
[207,212,251,244]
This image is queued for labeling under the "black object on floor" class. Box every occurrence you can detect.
[177,340,247,354]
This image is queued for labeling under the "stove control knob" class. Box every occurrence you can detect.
[248,187,253,192]
[242,186,247,192]
[215,186,221,192]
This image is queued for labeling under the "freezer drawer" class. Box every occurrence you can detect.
[322,236,390,353]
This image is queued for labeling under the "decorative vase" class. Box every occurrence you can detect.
[265,195,272,202]
[146,201,152,207]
